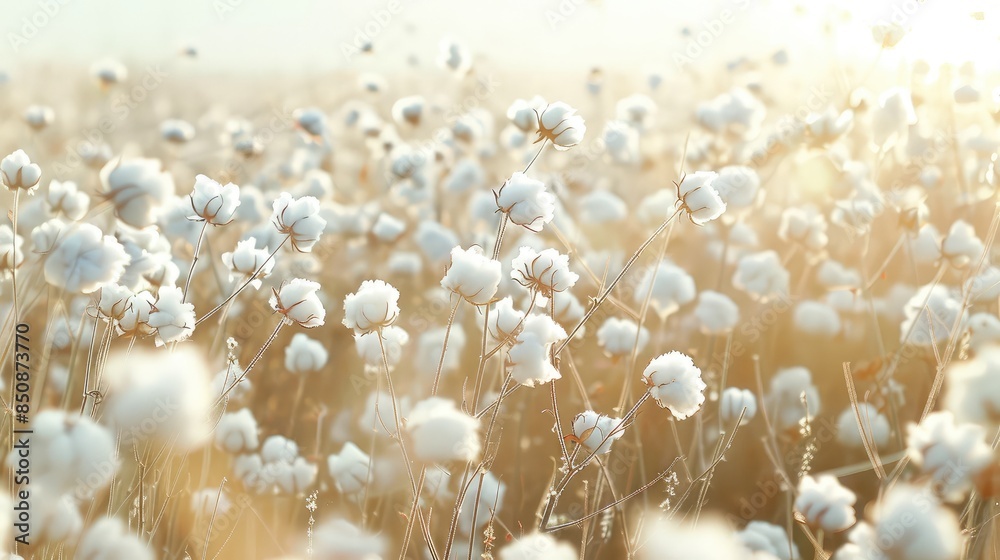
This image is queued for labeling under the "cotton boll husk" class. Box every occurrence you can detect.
[733,250,789,302]
[579,189,627,224]
[634,260,696,321]
[737,521,800,560]
[283,333,328,374]
[214,408,259,454]
[694,290,740,334]
[328,442,371,495]
[596,317,649,357]
[767,367,820,431]
[794,300,842,337]
[642,352,706,420]
[407,397,481,463]
[416,324,467,377]
[458,470,506,535]
[571,410,624,455]
[638,515,750,560]
[99,157,175,229]
[103,347,212,450]
[900,284,966,347]
[794,475,857,533]
[836,404,890,450]
[720,387,757,426]
[906,411,992,501]
[499,532,577,560]
[43,222,130,294]
[77,517,154,560]
[313,518,385,559]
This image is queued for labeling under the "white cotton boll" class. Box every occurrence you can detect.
[737,521,801,560]
[293,169,333,202]
[358,391,412,437]
[676,171,726,224]
[1,149,42,192]
[160,118,195,143]
[794,475,857,532]
[779,205,828,251]
[639,515,749,560]
[603,120,640,164]
[458,470,506,534]
[214,408,258,454]
[507,96,546,132]
[712,166,760,209]
[638,188,679,226]
[817,260,860,290]
[496,172,556,232]
[444,158,485,193]
[596,317,649,357]
[900,284,966,347]
[571,410,624,455]
[47,180,89,220]
[342,279,399,333]
[391,95,425,127]
[537,102,586,150]
[831,197,880,235]
[906,411,992,501]
[941,219,983,268]
[407,397,481,463]
[284,333,328,374]
[0,225,24,278]
[90,58,127,86]
[104,347,212,450]
[100,158,175,228]
[32,487,82,543]
[292,107,328,138]
[24,105,54,130]
[17,410,116,499]
[221,238,274,290]
[968,313,1000,349]
[190,487,232,519]
[98,284,134,322]
[909,224,942,264]
[694,290,740,334]
[77,517,154,560]
[441,245,502,305]
[967,266,1000,302]
[642,352,706,420]
[499,533,577,560]
[387,251,423,276]
[511,246,579,296]
[487,296,525,343]
[768,367,820,431]
[794,300,842,337]
[733,251,789,302]
[720,387,757,426]
[871,88,917,148]
[31,217,66,254]
[864,485,961,560]
[271,278,326,328]
[116,290,155,337]
[836,404,890,450]
[438,37,471,73]
[189,174,240,225]
[273,456,317,494]
[354,326,409,369]
[314,518,385,559]
[416,324,467,377]
[328,442,371,495]
[579,189,627,224]
[415,220,460,264]
[271,192,326,252]
[115,226,172,291]
[635,260,696,321]
[616,93,657,129]
[261,435,299,464]
[43,223,130,294]
[806,107,854,145]
[147,285,195,345]
[507,314,565,387]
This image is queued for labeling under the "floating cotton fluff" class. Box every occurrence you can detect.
[103,347,212,450]
[511,247,579,297]
[711,166,760,210]
[793,300,842,337]
[214,408,259,454]
[313,518,385,559]
[778,205,828,252]
[47,180,89,220]
[638,515,750,560]
[271,278,326,328]
[674,171,726,225]
[407,397,481,463]
[99,158,175,228]
[836,404,890,450]
[767,367,820,431]
[507,314,566,387]
[571,411,624,455]
[147,285,196,345]
[838,485,960,560]
[737,521,801,560]
[634,260,696,320]
[355,326,409,371]
[720,387,757,426]
[794,475,857,532]
[270,192,327,252]
[906,411,992,501]
[459,470,506,534]
[579,189,627,224]
[327,442,371,495]
[441,245,502,305]
[596,317,650,358]
[694,290,740,334]
[487,296,525,344]
[642,352,706,420]
[284,333,328,374]
[15,410,116,499]
[76,517,153,560]
[221,237,274,290]
[495,172,556,232]
[41,223,130,294]
[941,219,983,269]
[499,532,577,560]
[535,102,586,149]
[900,284,966,347]
[733,250,789,302]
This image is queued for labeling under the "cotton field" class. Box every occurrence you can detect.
[2,0,1000,559]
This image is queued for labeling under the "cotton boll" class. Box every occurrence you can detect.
[342,279,400,334]
[271,192,326,252]
[387,251,423,276]
[458,470,506,535]
[871,88,917,149]
[414,220,458,264]
[779,205,828,251]
[694,290,740,334]
[0,225,24,278]
[794,300,842,337]
[806,107,854,145]
[77,517,154,560]
[358,391,412,437]
[712,166,760,210]
[313,518,385,559]
[908,223,942,264]
[147,285,196,345]
[274,456,317,494]
[579,189,628,224]
[444,158,485,193]
[327,442,371,496]
[214,408,259,454]
[272,278,326,328]
[499,532,577,560]
[635,260,696,321]
[1,149,41,193]
[189,174,240,225]
[602,120,640,164]
[638,188,679,226]
[407,397,481,463]
[496,172,556,232]
[417,324,468,377]
[160,118,196,143]
[638,515,749,560]
[99,158,175,228]
[596,317,649,357]
[536,102,586,150]
[354,326,409,370]
[968,313,1000,350]
[261,435,299,464]
[720,387,757,426]
[284,333,328,374]
[24,105,55,130]
[115,226,173,291]
[511,247,579,297]
[104,347,212,450]
[116,290,155,337]
[16,410,116,499]
[507,96,546,132]
[221,237,274,290]
[737,521,800,560]
[836,404,890,450]
[795,475,857,533]
[941,219,983,268]
[42,223,130,294]
[507,314,566,387]
[900,284,966,347]
[571,410,624,455]
[733,251,789,302]
[675,171,726,224]
[441,245,502,305]
[47,180,89,220]
[817,260,860,290]
[859,485,961,560]
[487,296,526,344]
[31,217,66,254]
[767,367,820,431]
[642,352,706,420]
[967,266,1000,302]
[906,411,992,501]
[32,487,82,544]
